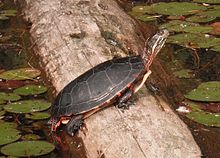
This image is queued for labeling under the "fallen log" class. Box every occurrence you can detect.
[18,0,201,157]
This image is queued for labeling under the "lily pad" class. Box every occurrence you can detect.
[186,111,220,127]
[186,14,216,23]
[0,100,6,104]
[4,100,51,114]
[131,5,154,14]
[167,33,220,48]
[193,0,220,4]
[160,20,213,33]
[1,141,55,157]
[173,69,195,78]
[211,45,220,52]
[198,10,220,18]
[0,110,5,116]
[14,85,48,96]
[151,2,207,16]
[185,81,220,102]
[0,10,17,17]
[21,134,41,141]
[136,14,157,22]
[25,112,51,120]
[0,121,20,146]
[0,68,41,80]
[0,92,21,101]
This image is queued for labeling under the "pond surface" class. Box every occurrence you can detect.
[129,0,220,157]
[0,1,60,157]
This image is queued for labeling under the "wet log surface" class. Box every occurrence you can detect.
[18,0,201,157]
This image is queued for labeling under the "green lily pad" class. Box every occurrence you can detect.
[0,10,17,16]
[131,5,154,14]
[186,14,216,23]
[0,120,18,129]
[160,20,213,33]
[198,10,220,18]
[21,134,41,141]
[0,68,41,80]
[167,33,220,48]
[173,69,195,78]
[151,2,207,16]
[14,85,48,96]
[0,15,8,20]
[185,101,220,127]
[193,0,220,4]
[25,112,51,120]
[4,100,51,114]
[185,81,220,102]
[186,111,220,127]
[0,100,6,104]
[136,14,157,22]
[0,110,5,116]
[0,121,20,146]
[1,141,55,157]
[211,45,220,52]
[0,92,21,101]
[213,5,220,10]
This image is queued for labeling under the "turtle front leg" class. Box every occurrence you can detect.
[66,115,83,136]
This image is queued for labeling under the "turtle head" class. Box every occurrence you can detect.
[142,29,169,70]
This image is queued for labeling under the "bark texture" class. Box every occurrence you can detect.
[18,0,201,157]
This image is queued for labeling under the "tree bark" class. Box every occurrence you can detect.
[18,0,201,157]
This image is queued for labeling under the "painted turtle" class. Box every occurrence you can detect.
[49,29,169,136]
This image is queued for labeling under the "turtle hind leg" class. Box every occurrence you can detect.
[116,90,134,110]
[66,115,83,136]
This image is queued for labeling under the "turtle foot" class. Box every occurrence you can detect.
[66,115,83,136]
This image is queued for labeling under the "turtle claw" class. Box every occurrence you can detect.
[66,115,83,136]
[117,100,135,110]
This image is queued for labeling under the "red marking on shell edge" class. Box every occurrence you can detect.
[127,83,131,88]
[117,92,122,97]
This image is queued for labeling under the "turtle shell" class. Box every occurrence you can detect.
[51,55,145,119]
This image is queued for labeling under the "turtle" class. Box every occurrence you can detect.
[49,29,169,136]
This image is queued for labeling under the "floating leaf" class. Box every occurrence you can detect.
[173,69,195,78]
[131,5,154,14]
[186,14,216,23]
[151,2,207,16]
[0,92,21,101]
[4,100,51,114]
[14,85,48,96]
[0,110,5,116]
[185,81,220,102]
[186,111,220,127]
[160,20,213,33]
[0,15,8,20]
[193,0,220,4]
[1,141,55,157]
[137,14,157,22]
[0,121,20,146]
[211,45,220,52]
[0,68,41,80]
[198,10,220,18]
[0,100,6,104]
[184,101,220,126]
[167,33,220,48]
[0,10,17,16]
[22,134,41,141]
[25,112,51,120]
[0,120,18,129]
